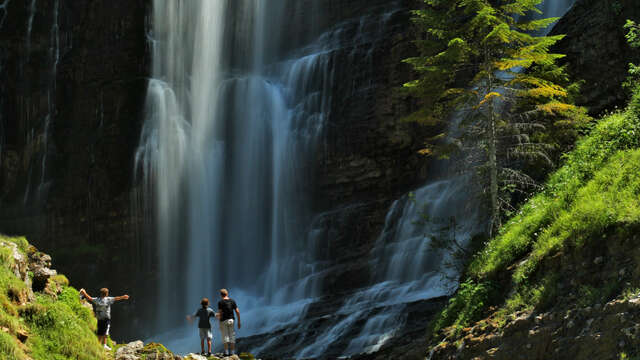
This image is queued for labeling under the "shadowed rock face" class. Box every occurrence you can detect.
[0,0,150,339]
[552,0,640,115]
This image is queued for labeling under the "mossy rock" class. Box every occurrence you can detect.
[142,342,173,353]
[139,341,178,359]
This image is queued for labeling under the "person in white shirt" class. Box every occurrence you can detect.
[79,287,130,350]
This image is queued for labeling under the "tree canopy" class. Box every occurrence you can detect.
[404,0,588,234]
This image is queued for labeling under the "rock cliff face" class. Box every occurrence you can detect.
[0,0,149,338]
[553,0,640,114]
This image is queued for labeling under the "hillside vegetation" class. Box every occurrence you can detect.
[0,235,107,360]
[426,83,640,358]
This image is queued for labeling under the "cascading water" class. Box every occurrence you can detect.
[304,1,578,357]
[136,0,575,357]
[135,0,390,352]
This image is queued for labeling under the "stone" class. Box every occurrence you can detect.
[184,355,208,360]
[115,340,144,360]
[31,266,57,292]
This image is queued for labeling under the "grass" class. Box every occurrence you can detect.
[0,235,107,360]
[470,110,640,279]
[432,95,640,333]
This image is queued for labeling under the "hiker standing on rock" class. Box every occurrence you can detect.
[218,288,241,356]
[187,297,217,357]
[79,288,130,350]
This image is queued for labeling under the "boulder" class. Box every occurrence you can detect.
[28,251,57,292]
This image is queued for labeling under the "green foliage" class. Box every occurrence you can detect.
[624,20,640,92]
[514,149,640,282]
[575,282,620,308]
[0,331,27,360]
[25,291,106,360]
[620,352,640,360]
[404,0,587,234]
[470,109,640,279]
[433,86,640,332]
[433,280,497,332]
[139,342,173,359]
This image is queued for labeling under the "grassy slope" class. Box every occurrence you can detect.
[432,92,640,333]
[0,236,107,360]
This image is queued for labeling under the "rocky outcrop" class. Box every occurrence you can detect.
[0,237,64,302]
[553,0,640,114]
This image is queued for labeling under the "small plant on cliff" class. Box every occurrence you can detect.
[404,0,587,235]
[624,20,640,92]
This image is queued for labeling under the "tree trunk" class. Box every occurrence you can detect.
[488,106,499,238]
[486,46,499,237]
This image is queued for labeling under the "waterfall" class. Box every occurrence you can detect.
[136,0,575,356]
[135,0,355,349]
[316,1,578,357]
[542,0,575,19]
[296,1,579,357]
[22,0,59,206]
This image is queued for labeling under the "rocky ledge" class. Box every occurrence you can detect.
[109,326,266,360]
[113,341,255,360]
[428,294,640,360]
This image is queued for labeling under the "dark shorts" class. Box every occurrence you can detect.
[97,319,111,336]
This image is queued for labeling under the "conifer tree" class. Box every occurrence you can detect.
[404,0,585,235]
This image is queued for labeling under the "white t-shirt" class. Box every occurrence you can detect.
[92,297,116,320]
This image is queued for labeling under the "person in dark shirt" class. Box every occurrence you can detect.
[186,297,217,356]
[217,288,241,356]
